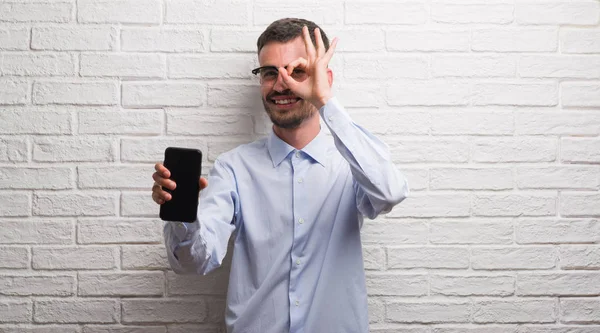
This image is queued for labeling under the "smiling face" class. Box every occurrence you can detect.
[258,37,316,129]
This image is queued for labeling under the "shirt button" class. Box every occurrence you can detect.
[295,300,300,306]
[298,178,303,183]
[298,218,304,224]
[177,222,184,228]
[328,116,333,121]
[295,151,300,158]
[296,259,301,265]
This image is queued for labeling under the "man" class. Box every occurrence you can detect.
[152,18,409,333]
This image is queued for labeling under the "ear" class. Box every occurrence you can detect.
[327,68,333,87]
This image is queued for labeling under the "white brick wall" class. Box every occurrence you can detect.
[0,0,599,331]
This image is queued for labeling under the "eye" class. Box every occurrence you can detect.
[261,69,279,79]
[292,68,305,75]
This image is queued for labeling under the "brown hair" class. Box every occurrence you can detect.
[256,18,329,54]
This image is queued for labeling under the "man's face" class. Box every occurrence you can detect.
[258,37,316,129]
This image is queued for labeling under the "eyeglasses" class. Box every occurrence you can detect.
[251,65,308,84]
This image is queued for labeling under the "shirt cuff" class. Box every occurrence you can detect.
[319,96,353,131]
[171,220,200,243]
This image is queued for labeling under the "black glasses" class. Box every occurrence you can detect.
[251,65,308,84]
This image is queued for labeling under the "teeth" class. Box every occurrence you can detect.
[274,99,296,105]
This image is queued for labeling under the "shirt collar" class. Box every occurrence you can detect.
[267,127,329,168]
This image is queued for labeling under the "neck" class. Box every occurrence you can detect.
[272,112,320,150]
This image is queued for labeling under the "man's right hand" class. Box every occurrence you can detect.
[152,163,208,205]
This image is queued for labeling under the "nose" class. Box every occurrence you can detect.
[272,70,289,92]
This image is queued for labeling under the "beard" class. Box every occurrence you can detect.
[262,93,315,129]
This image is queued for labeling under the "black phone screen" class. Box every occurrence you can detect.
[159,147,202,223]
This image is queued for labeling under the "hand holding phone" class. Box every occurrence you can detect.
[154,147,203,223]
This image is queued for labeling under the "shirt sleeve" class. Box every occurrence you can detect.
[163,159,239,275]
[319,97,409,219]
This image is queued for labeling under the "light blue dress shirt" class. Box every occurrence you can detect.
[164,97,409,333]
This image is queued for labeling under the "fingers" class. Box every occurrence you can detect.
[278,67,299,90]
[286,57,308,76]
[152,184,171,204]
[154,163,170,179]
[152,172,176,190]
[322,37,338,64]
[314,28,325,57]
[302,26,316,59]
[199,177,208,190]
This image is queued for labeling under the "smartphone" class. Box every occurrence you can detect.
[159,147,203,223]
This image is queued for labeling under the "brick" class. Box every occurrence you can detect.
[0,138,28,162]
[472,247,557,270]
[431,274,514,296]
[33,137,113,162]
[255,2,341,25]
[430,168,513,190]
[121,245,169,270]
[0,326,79,333]
[562,83,600,107]
[120,192,158,217]
[0,79,28,105]
[472,28,557,52]
[0,108,71,134]
[168,54,255,79]
[366,273,427,296]
[34,299,119,323]
[0,300,31,323]
[388,194,470,218]
[79,272,164,296]
[208,138,254,161]
[33,81,118,106]
[431,110,514,135]
[562,29,600,54]
[436,327,600,333]
[346,2,426,25]
[368,298,385,324]
[388,247,469,269]
[32,247,117,270]
[161,326,220,333]
[0,2,72,23]
[387,81,470,106]
[348,110,428,134]
[122,299,206,323]
[361,221,428,245]
[78,0,161,24]
[167,270,228,296]
[34,192,116,216]
[472,138,556,162]
[210,29,259,52]
[167,110,253,135]
[81,54,165,78]
[517,166,598,190]
[362,245,385,270]
[345,55,427,79]
[79,109,163,135]
[390,139,469,163]
[122,28,205,52]
[0,27,29,50]
[122,82,205,108]
[386,301,470,323]
[0,220,72,244]
[518,273,600,296]
[166,0,248,24]
[560,246,600,270]
[207,84,260,108]
[432,55,516,78]
[430,221,513,245]
[517,111,600,135]
[83,326,166,333]
[0,167,72,190]
[0,275,74,296]
[78,165,152,189]
[562,138,600,163]
[561,192,600,217]
[561,298,600,323]
[517,219,600,244]
[0,192,30,217]
[328,28,384,52]
[432,3,513,24]
[386,29,469,52]
[2,53,76,76]
[400,169,428,191]
[520,56,600,78]
[516,2,599,25]
[122,137,206,163]
[473,299,555,323]
[335,85,384,108]
[0,246,29,268]
[473,82,558,106]
[32,26,116,51]
[77,219,162,244]
[473,194,556,217]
